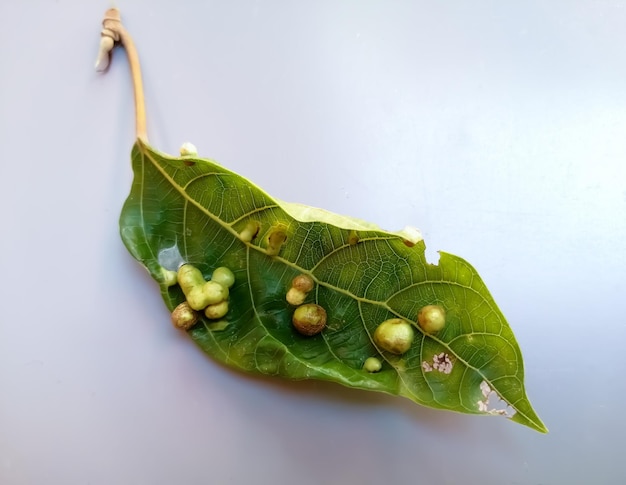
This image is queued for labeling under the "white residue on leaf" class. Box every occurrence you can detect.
[421,352,453,374]
[157,244,184,271]
[480,380,491,398]
[396,225,423,245]
[432,352,453,374]
[179,141,198,157]
[477,380,517,417]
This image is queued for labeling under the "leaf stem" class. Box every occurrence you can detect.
[97,8,148,142]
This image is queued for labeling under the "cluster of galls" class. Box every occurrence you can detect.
[363,304,447,373]
[169,261,448,378]
[285,274,327,336]
[170,264,235,330]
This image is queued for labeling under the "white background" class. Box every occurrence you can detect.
[1,1,625,484]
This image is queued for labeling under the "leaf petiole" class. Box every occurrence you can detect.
[97,8,148,142]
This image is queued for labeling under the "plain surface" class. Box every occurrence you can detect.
[1,1,625,484]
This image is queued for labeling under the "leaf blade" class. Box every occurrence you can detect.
[120,140,546,433]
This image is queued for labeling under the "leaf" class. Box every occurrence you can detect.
[120,139,547,433]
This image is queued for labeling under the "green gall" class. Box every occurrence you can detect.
[205,300,229,320]
[266,224,288,256]
[177,264,228,310]
[292,303,327,336]
[363,357,382,373]
[202,280,228,303]
[292,274,314,293]
[417,305,446,334]
[187,281,227,310]
[287,274,314,305]
[177,264,206,295]
[160,267,178,287]
[348,230,360,245]
[171,302,198,330]
[286,288,307,306]
[373,318,415,355]
[211,266,235,288]
[186,287,209,311]
[239,220,260,243]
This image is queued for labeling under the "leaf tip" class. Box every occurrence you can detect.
[511,411,549,434]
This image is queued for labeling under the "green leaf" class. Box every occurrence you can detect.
[120,139,547,433]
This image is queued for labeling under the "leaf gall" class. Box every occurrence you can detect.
[171,302,198,330]
[417,305,446,334]
[373,318,415,355]
[266,224,288,256]
[286,288,307,306]
[178,264,228,310]
[363,357,382,373]
[160,267,178,287]
[292,274,314,293]
[205,300,229,320]
[211,266,235,288]
[239,220,260,243]
[292,304,327,336]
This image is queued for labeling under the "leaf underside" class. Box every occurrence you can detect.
[120,139,546,433]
